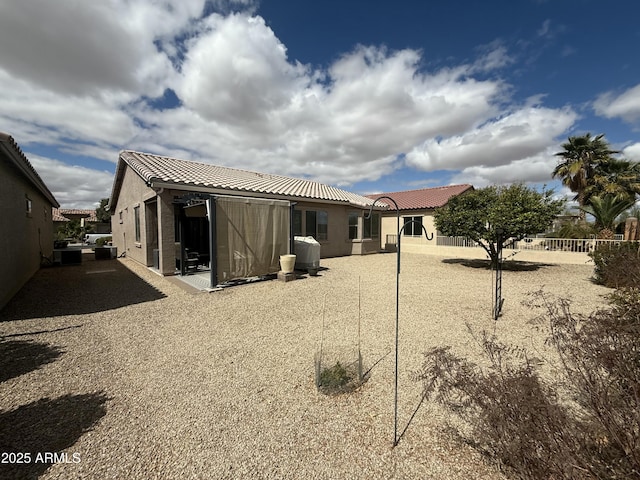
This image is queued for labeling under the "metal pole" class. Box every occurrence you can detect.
[365,196,399,446]
[366,199,434,447]
[493,230,504,320]
[393,221,432,446]
[394,227,401,446]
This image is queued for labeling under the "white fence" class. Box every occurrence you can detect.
[381,234,633,264]
[435,236,625,253]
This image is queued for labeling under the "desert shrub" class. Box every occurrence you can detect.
[95,236,112,247]
[316,357,365,395]
[416,291,640,479]
[589,241,640,287]
[320,362,350,388]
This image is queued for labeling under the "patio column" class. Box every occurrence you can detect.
[157,191,175,275]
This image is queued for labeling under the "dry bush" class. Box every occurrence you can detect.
[589,242,640,288]
[416,290,640,479]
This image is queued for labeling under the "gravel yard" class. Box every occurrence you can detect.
[0,252,610,479]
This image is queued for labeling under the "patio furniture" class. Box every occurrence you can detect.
[185,249,200,273]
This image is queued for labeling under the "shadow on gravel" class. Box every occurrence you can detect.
[0,392,108,479]
[1,325,82,339]
[1,255,167,321]
[442,258,555,271]
[0,340,64,383]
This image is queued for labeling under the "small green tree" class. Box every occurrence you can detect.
[95,198,111,224]
[56,219,92,241]
[434,184,564,266]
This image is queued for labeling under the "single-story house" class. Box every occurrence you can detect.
[366,184,474,250]
[108,151,386,287]
[0,132,59,310]
[52,208,110,235]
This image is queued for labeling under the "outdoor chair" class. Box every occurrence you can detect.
[185,249,200,273]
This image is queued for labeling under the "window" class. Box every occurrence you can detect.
[119,210,123,224]
[350,212,379,240]
[403,216,422,236]
[134,205,141,242]
[293,209,302,236]
[364,213,379,239]
[348,212,359,240]
[306,210,328,241]
[25,195,32,217]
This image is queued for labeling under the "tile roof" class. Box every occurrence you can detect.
[52,209,69,222]
[53,208,99,222]
[0,132,59,208]
[366,184,474,210]
[112,150,382,208]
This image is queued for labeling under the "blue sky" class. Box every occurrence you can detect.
[1,0,639,208]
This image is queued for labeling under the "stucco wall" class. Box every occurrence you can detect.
[294,202,380,258]
[379,211,438,249]
[0,160,55,309]
[111,167,155,268]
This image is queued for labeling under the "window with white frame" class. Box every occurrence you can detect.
[348,211,379,240]
[134,205,141,242]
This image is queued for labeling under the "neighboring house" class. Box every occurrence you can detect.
[108,151,385,286]
[52,208,110,234]
[0,132,59,310]
[548,214,580,234]
[366,184,474,250]
[52,207,70,232]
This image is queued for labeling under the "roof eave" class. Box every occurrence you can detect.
[149,180,385,209]
[0,133,60,208]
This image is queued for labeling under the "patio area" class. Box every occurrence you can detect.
[0,253,609,479]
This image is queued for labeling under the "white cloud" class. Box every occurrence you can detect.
[0,70,137,153]
[130,19,514,186]
[623,142,640,161]
[449,150,562,187]
[471,42,514,73]
[0,0,188,96]
[29,155,114,209]
[177,14,309,128]
[593,83,640,124]
[0,3,583,207]
[167,29,509,184]
[405,103,577,172]
[537,19,552,38]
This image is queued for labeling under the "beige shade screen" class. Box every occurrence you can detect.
[215,196,290,281]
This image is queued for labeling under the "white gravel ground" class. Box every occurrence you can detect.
[0,252,611,479]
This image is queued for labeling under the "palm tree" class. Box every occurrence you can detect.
[552,133,619,219]
[585,158,640,203]
[579,194,635,239]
